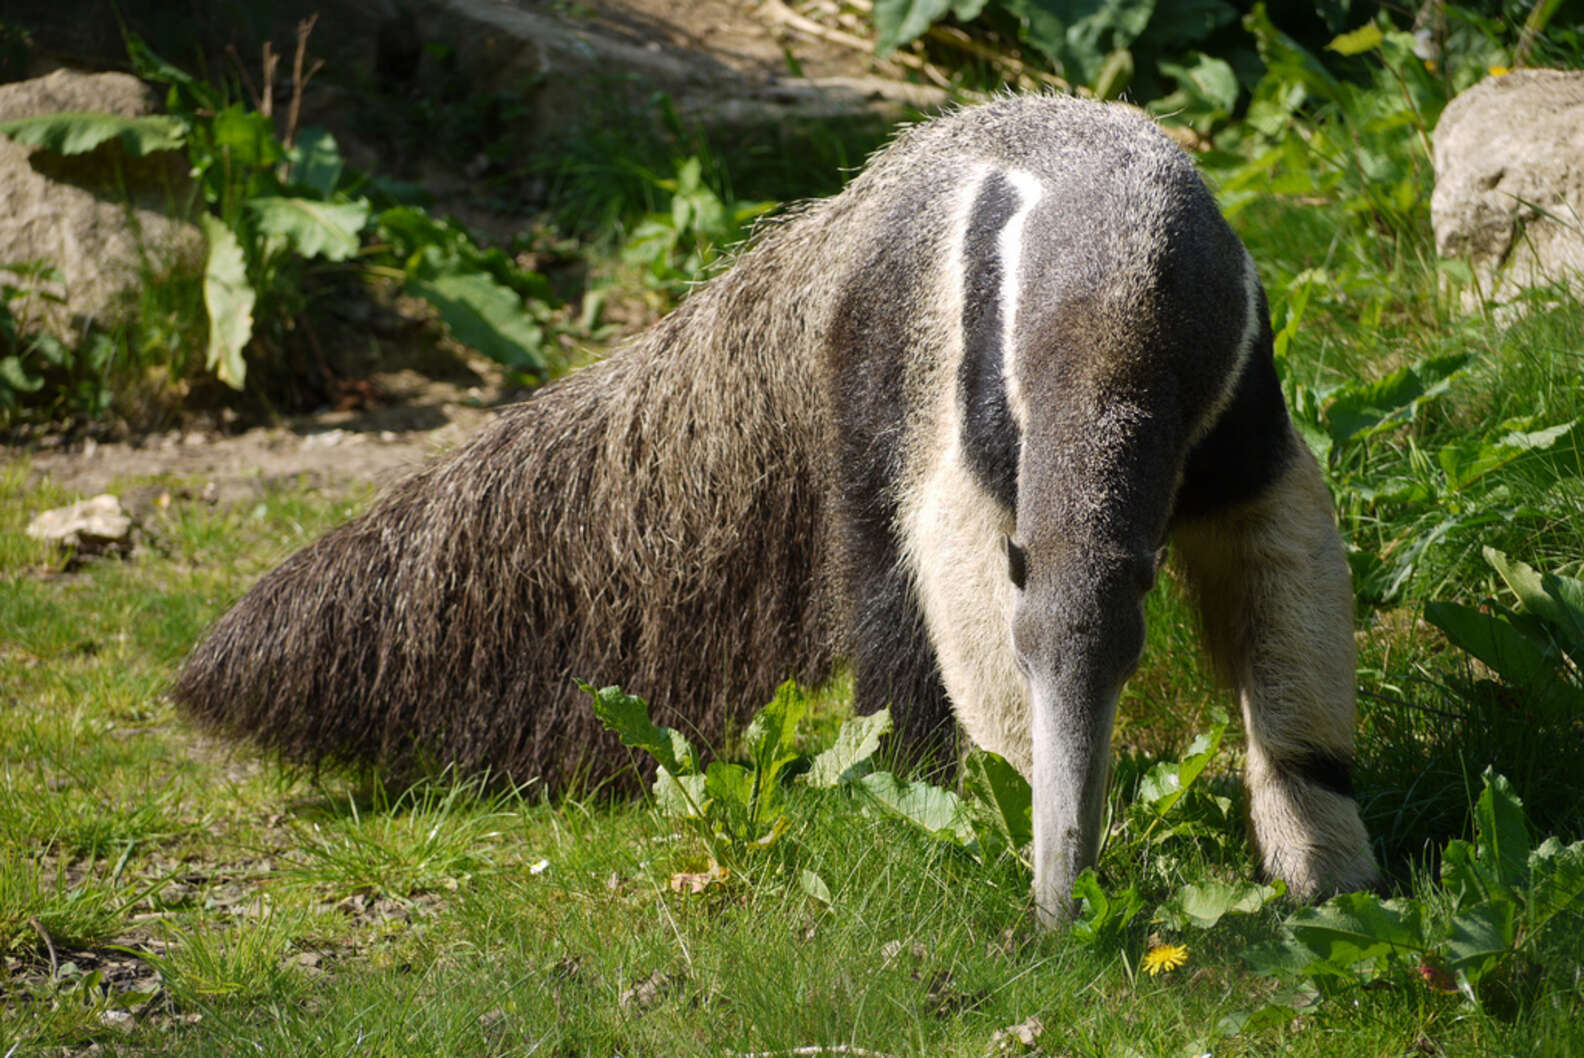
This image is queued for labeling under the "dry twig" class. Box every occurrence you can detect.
[285,14,324,148]
[28,916,59,979]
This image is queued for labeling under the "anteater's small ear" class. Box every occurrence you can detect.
[1005,535,1027,592]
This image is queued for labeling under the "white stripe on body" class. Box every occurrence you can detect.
[998,168,1045,434]
[898,166,1039,778]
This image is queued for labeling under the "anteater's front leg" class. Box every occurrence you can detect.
[1173,444,1380,899]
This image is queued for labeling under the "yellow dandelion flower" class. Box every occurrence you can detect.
[1489,65,1511,77]
[1142,942,1190,976]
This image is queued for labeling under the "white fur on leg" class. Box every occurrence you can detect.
[1173,443,1379,898]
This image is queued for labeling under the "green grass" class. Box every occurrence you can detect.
[4,449,1582,1056]
[5,69,1584,1054]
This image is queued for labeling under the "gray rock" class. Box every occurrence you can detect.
[1432,69,1584,307]
[0,69,201,344]
[0,68,160,119]
[26,493,135,555]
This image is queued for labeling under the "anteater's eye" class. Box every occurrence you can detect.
[1005,536,1027,591]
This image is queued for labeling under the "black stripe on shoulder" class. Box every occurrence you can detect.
[1172,285,1296,523]
[1283,747,1356,799]
[958,171,1022,512]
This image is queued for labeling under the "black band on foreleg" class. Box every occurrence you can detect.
[1280,747,1356,799]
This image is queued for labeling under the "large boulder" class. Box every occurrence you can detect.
[1432,69,1584,307]
[0,69,201,343]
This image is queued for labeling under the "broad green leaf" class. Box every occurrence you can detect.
[246,197,369,262]
[1486,548,1557,623]
[1474,769,1530,892]
[619,218,678,268]
[1324,354,1466,445]
[1438,421,1575,492]
[1445,900,1516,983]
[1528,838,1584,932]
[1284,892,1425,967]
[745,680,808,795]
[799,869,832,905]
[1326,23,1384,55]
[704,761,754,815]
[1215,983,1320,1037]
[209,105,286,171]
[1070,867,1111,944]
[1536,569,1584,666]
[859,771,970,844]
[1218,989,1320,1039]
[405,265,550,374]
[585,683,698,776]
[1243,935,1326,977]
[804,709,891,788]
[671,186,725,238]
[963,749,1033,849]
[1155,879,1283,930]
[871,0,955,54]
[200,214,254,390]
[0,112,185,157]
[653,766,707,819]
[380,206,552,300]
[290,127,344,198]
[1153,51,1240,115]
[1009,0,1156,83]
[1071,867,1144,946]
[0,356,44,394]
[1243,3,1342,103]
[1136,717,1225,816]
[1424,601,1557,695]
[1068,0,1156,50]
[1284,379,1333,463]
[1442,839,1501,909]
[1485,547,1584,666]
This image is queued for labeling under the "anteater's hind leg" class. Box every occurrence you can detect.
[1173,445,1380,898]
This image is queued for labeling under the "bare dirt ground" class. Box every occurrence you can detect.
[568,0,894,81]
[25,368,506,505]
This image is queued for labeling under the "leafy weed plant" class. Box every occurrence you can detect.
[1247,770,1584,1021]
[0,33,561,414]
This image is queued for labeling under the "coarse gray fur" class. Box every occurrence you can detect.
[174,94,1379,924]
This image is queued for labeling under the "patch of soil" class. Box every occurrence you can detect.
[565,0,910,83]
[24,369,507,505]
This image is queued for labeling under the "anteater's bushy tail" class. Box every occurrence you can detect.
[173,251,841,790]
